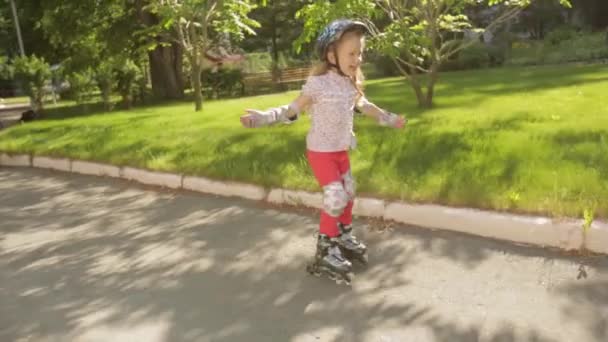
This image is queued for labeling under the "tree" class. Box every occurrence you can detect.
[66,69,96,107]
[116,59,143,109]
[95,59,117,111]
[517,0,567,39]
[0,55,12,79]
[148,0,260,111]
[568,0,608,30]
[296,0,571,108]
[0,4,11,56]
[30,0,183,101]
[135,0,186,100]
[242,1,306,82]
[0,1,58,61]
[12,54,51,111]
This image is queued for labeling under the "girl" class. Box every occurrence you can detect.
[240,19,405,285]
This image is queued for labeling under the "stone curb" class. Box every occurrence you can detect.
[121,167,182,189]
[183,176,266,201]
[586,220,608,253]
[72,160,121,178]
[384,202,584,251]
[282,190,323,209]
[353,198,385,218]
[0,153,31,167]
[1,152,606,255]
[32,156,71,172]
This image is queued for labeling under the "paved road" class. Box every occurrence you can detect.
[0,103,28,128]
[1,167,607,342]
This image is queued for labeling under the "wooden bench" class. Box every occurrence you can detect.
[278,67,310,84]
[242,67,311,95]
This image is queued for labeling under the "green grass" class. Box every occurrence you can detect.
[1,64,607,219]
[0,96,30,105]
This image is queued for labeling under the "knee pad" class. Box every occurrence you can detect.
[323,182,349,217]
[342,170,355,200]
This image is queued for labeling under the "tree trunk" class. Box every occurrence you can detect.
[594,0,608,29]
[135,0,184,100]
[123,94,132,109]
[102,86,112,111]
[424,64,440,108]
[189,22,203,112]
[192,61,203,111]
[148,44,184,100]
[392,57,432,108]
[34,86,44,113]
[408,72,427,108]
[271,31,281,88]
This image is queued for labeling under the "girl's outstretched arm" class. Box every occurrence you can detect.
[356,97,406,129]
[240,94,312,128]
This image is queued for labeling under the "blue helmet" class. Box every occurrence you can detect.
[315,19,369,62]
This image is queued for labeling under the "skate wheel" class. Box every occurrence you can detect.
[338,272,354,286]
[306,263,321,277]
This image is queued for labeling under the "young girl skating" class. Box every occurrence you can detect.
[240,19,406,285]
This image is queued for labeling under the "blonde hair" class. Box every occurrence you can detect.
[310,30,366,101]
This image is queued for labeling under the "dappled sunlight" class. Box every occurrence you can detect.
[556,278,608,341]
[2,168,607,341]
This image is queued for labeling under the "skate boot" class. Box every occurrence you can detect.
[337,223,368,265]
[306,234,353,285]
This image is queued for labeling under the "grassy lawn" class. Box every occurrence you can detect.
[1,64,607,219]
[0,96,30,105]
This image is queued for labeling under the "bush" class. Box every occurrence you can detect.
[243,52,272,73]
[441,43,506,71]
[459,43,492,69]
[0,56,12,80]
[544,32,608,63]
[508,32,608,66]
[201,67,244,99]
[95,59,116,110]
[12,55,52,110]
[507,40,544,66]
[115,59,143,109]
[364,54,401,78]
[65,69,96,104]
[545,26,580,46]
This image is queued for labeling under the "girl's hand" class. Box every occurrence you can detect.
[240,109,265,128]
[395,116,407,129]
[379,111,406,129]
[240,114,253,128]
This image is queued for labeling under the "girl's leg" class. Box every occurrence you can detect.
[336,152,354,226]
[306,150,354,284]
[306,151,347,237]
[334,152,368,264]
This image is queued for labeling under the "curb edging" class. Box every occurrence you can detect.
[2,152,606,255]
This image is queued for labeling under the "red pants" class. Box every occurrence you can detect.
[306,150,353,237]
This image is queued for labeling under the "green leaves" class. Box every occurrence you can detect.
[0,55,12,79]
[215,1,260,40]
[293,0,377,53]
[487,0,571,7]
[294,0,572,108]
[12,54,52,109]
[296,0,573,66]
[438,14,473,32]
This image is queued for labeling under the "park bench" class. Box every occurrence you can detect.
[242,66,311,95]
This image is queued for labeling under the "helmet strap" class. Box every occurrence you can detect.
[328,46,347,77]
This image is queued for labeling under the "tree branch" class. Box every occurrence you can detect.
[206,0,219,23]
[375,0,402,21]
[390,56,412,80]
[396,55,430,73]
[442,6,522,61]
